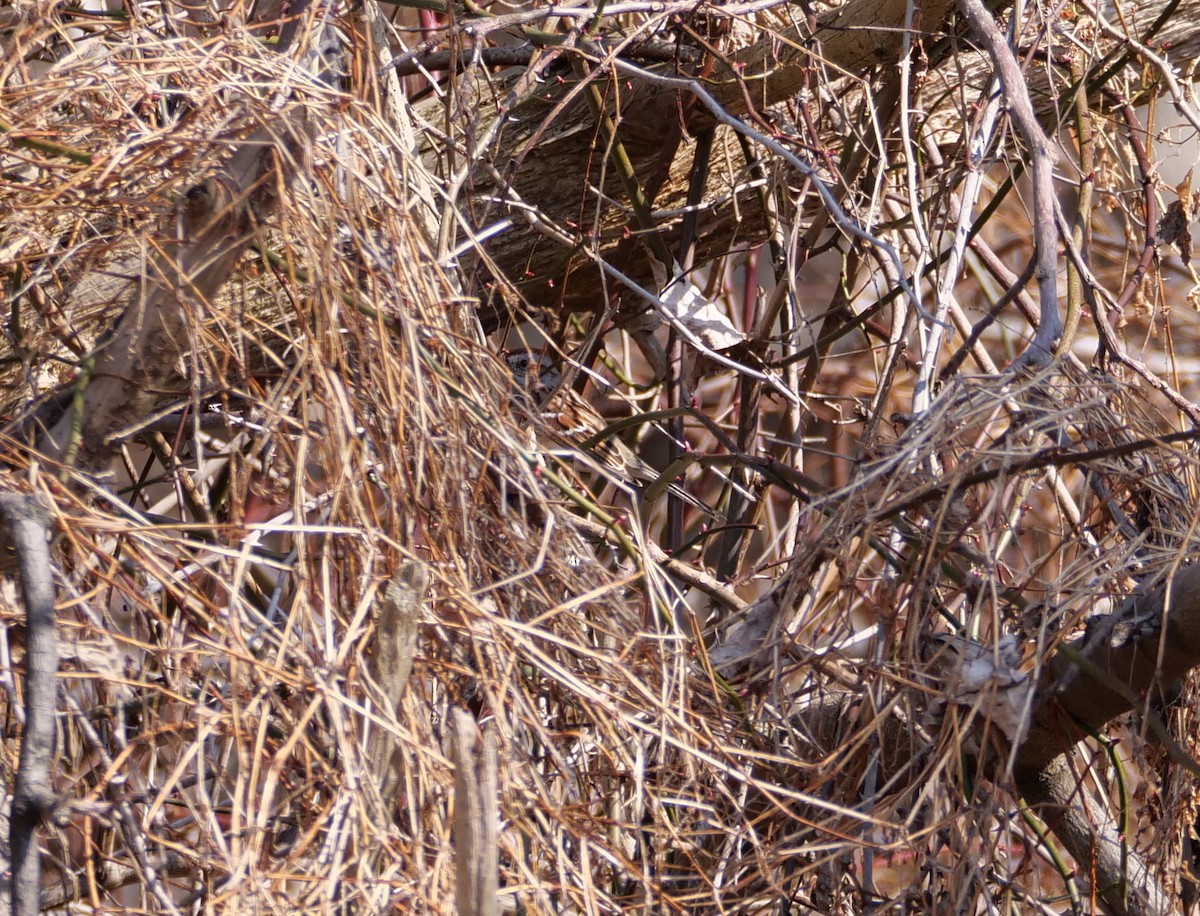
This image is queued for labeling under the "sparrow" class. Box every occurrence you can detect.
[506,350,712,514]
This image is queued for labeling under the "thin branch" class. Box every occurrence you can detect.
[957,0,1063,363]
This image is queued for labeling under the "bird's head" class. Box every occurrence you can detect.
[504,349,562,401]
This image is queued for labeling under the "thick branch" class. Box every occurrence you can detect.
[1019,755,1174,916]
[432,0,967,315]
[366,561,428,808]
[791,564,1200,914]
[1019,564,1200,773]
[705,0,958,121]
[450,709,499,916]
[437,0,1197,317]
[0,494,57,916]
[990,566,1200,911]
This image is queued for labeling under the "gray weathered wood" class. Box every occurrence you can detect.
[0,494,57,916]
[450,708,499,916]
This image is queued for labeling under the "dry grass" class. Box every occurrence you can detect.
[1,2,1200,914]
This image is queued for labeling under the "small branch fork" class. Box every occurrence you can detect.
[957,0,1064,364]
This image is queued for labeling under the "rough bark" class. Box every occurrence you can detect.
[1018,755,1175,916]
[1007,566,1200,915]
[417,0,964,314]
[366,561,428,808]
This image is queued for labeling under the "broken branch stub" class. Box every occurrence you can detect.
[450,709,499,916]
[366,561,429,807]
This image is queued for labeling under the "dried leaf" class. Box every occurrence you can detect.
[661,279,745,352]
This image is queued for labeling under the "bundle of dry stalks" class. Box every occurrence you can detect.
[2,1,1200,914]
